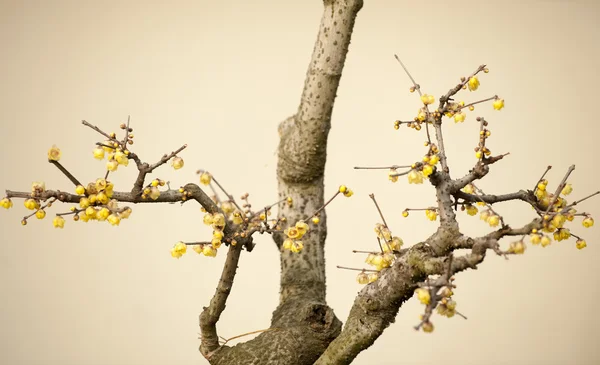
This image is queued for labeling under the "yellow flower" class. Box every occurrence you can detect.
[79,197,91,209]
[374,223,392,241]
[48,145,61,161]
[475,151,483,159]
[422,164,433,177]
[203,245,217,257]
[312,216,320,224]
[367,272,379,283]
[231,211,243,225]
[120,208,132,219]
[463,184,475,194]
[537,180,548,191]
[492,98,505,110]
[582,216,594,228]
[171,242,187,258]
[509,241,526,254]
[149,186,161,200]
[24,199,40,210]
[467,76,480,91]
[203,213,214,225]
[422,321,434,333]
[295,221,309,236]
[53,215,65,228]
[212,213,226,228]
[487,215,500,227]
[170,247,182,259]
[220,201,235,214]
[576,239,587,250]
[402,210,409,217]
[338,185,347,194]
[420,94,435,105]
[530,233,541,245]
[389,170,399,183]
[97,207,110,221]
[386,236,404,251]
[285,227,302,239]
[93,147,105,160]
[97,192,109,205]
[193,244,203,254]
[200,172,212,186]
[540,235,551,247]
[105,182,114,197]
[479,210,490,222]
[74,185,85,195]
[408,170,424,184]
[356,272,369,285]
[453,112,466,123]
[425,209,438,221]
[415,288,430,305]
[31,181,46,195]
[106,160,119,171]
[282,238,293,250]
[416,109,427,122]
[561,184,573,196]
[343,188,354,197]
[85,207,97,219]
[107,214,121,226]
[114,151,127,165]
[35,210,46,219]
[429,154,440,166]
[0,198,13,209]
[465,204,478,216]
[171,156,184,170]
[291,241,304,253]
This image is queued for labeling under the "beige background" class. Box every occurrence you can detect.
[1,0,599,364]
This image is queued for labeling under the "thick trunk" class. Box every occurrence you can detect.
[206,1,363,364]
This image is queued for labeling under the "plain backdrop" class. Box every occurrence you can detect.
[1,1,599,364]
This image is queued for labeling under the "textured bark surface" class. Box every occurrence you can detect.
[205,1,364,364]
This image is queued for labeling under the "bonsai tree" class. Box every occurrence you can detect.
[1,1,597,364]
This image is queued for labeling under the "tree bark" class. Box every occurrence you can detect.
[206,1,363,363]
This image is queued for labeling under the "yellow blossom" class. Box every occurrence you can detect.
[530,233,541,245]
[389,170,399,183]
[402,210,409,217]
[467,76,480,91]
[582,216,594,228]
[312,216,320,224]
[509,241,526,254]
[367,272,379,283]
[200,172,212,185]
[106,160,119,172]
[75,185,86,195]
[425,209,438,221]
[53,215,65,228]
[540,235,551,247]
[429,154,440,166]
[357,272,369,285]
[282,238,293,250]
[120,208,132,219]
[172,241,187,258]
[35,210,46,219]
[171,156,184,170]
[295,221,309,236]
[203,213,214,225]
[422,164,433,177]
[560,184,572,196]
[339,185,347,194]
[232,211,243,225]
[107,214,121,226]
[97,192,109,205]
[465,204,478,216]
[487,215,500,227]
[24,199,40,210]
[85,207,97,219]
[422,322,434,333]
[220,201,235,214]
[79,197,91,209]
[454,112,466,123]
[420,94,435,105]
[203,245,217,257]
[97,208,110,221]
[0,198,13,209]
[463,184,475,194]
[291,241,304,253]
[193,244,203,254]
[493,98,505,110]
[415,288,430,305]
[285,227,302,239]
[93,147,105,160]
[576,239,587,250]
[212,213,226,228]
[31,181,46,195]
[408,170,424,184]
[48,145,61,161]
[211,239,222,249]
[149,186,161,200]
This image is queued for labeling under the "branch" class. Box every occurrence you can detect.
[199,244,244,359]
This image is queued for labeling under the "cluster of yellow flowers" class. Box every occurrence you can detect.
[403,153,440,185]
[338,185,354,197]
[531,180,593,250]
[94,141,132,172]
[170,212,228,259]
[425,209,438,221]
[356,224,403,284]
[142,179,166,200]
[414,286,457,333]
[69,179,129,227]
[282,221,309,253]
